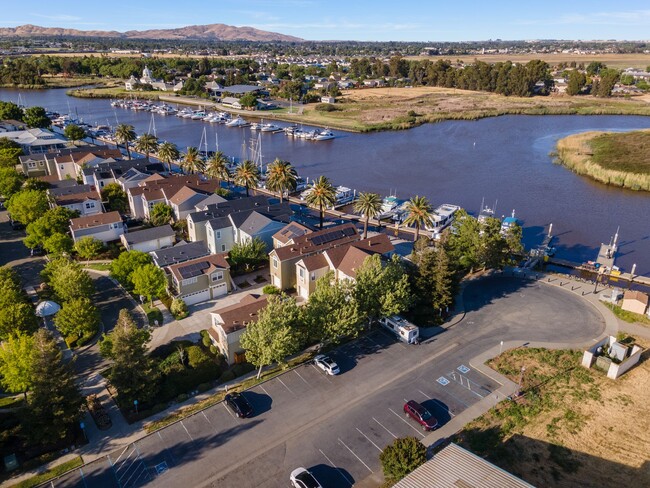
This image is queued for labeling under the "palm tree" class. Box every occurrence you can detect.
[114,124,137,160]
[157,141,180,173]
[265,158,297,203]
[403,195,433,241]
[305,175,336,229]
[181,146,205,175]
[354,192,382,239]
[134,133,159,162]
[234,160,260,197]
[205,151,231,184]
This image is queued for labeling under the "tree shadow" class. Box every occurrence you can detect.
[462,275,534,313]
[309,463,356,488]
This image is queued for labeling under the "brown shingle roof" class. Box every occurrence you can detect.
[272,223,359,262]
[70,211,122,230]
[168,186,200,206]
[273,222,312,245]
[335,246,372,279]
[211,294,268,335]
[299,253,329,272]
[351,233,393,255]
[54,190,101,205]
[168,253,230,282]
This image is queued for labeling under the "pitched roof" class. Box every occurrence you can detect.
[392,443,534,488]
[187,195,271,224]
[211,294,268,335]
[168,186,201,206]
[351,233,394,255]
[623,290,649,306]
[168,253,230,282]
[54,190,101,205]
[194,193,227,211]
[49,183,95,197]
[122,224,175,246]
[298,253,329,272]
[151,240,210,267]
[272,223,359,262]
[273,222,312,245]
[334,246,372,279]
[70,211,122,231]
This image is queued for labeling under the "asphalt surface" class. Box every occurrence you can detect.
[0,209,45,286]
[51,276,604,488]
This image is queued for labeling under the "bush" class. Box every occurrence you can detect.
[380,437,427,483]
[170,297,189,319]
[175,393,189,403]
[262,284,280,295]
[150,340,194,359]
[315,103,338,112]
[219,370,235,383]
[151,403,168,414]
[202,335,212,347]
[209,345,219,356]
[64,334,79,349]
[232,362,255,377]
[186,345,211,368]
[197,382,213,392]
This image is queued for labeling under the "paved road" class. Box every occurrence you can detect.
[52,276,604,488]
[0,210,44,286]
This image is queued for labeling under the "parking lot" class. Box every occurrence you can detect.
[52,276,604,488]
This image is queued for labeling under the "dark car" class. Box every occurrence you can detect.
[224,392,253,418]
[403,400,438,431]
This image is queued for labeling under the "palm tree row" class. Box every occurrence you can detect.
[265,158,297,203]
[133,132,158,163]
[304,175,336,229]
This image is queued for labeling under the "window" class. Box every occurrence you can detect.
[182,277,198,285]
[85,202,95,209]
[299,267,304,281]
[212,271,223,282]
[221,244,226,252]
[311,273,316,282]
[28,162,36,168]
[216,230,221,239]
[273,257,278,269]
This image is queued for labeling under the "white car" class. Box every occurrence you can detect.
[313,354,340,375]
[290,467,322,488]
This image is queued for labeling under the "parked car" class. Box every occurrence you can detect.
[290,467,322,488]
[313,354,340,375]
[403,400,438,431]
[224,392,253,418]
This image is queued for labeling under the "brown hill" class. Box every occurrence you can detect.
[0,23,303,42]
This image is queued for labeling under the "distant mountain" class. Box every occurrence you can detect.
[0,23,303,42]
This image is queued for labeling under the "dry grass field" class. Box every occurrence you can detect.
[454,338,650,487]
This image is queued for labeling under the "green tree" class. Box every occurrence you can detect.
[586,61,605,76]
[239,92,258,108]
[23,106,51,128]
[0,167,24,198]
[0,147,24,168]
[25,329,84,445]
[101,182,129,214]
[134,132,158,162]
[49,259,95,302]
[100,309,159,407]
[354,192,382,239]
[304,175,336,229]
[403,195,433,241]
[6,189,49,225]
[414,246,455,320]
[74,236,104,261]
[597,68,620,97]
[304,272,360,345]
[54,297,100,339]
[354,254,412,324]
[115,123,137,159]
[205,151,231,183]
[446,209,481,272]
[157,141,180,173]
[379,437,427,483]
[234,159,260,197]
[110,250,152,289]
[64,123,86,145]
[228,237,267,273]
[131,263,167,306]
[0,101,24,121]
[566,70,586,96]
[265,158,297,203]
[240,294,302,379]
[43,232,73,255]
[0,267,39,340]
[170,297,189,319]
[24,206,78,249]
[0,332,34,398]
[150,202,173,226]
[181,146,205,174]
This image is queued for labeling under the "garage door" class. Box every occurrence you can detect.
[182,289,210,306]
[211,283,228,298]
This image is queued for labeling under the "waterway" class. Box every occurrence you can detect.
[2,88,649,277]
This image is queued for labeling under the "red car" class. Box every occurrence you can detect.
[404,400,438,431]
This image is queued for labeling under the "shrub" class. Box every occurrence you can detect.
[315,103,338,112]
[219,370,235,383]
[65,334,79,349]
[262,284,280,295]
[186,345,211,369]
[197,382,212,392]
[380,437,427,483]
[150,340,194,359]
[232,362,255,377]
[202,335,212,347]
[175,393,189,403]
[170,297,189,319]
[151,403,168,414]
[209,345,219,356]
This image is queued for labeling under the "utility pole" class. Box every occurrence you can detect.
[628,263,636,290]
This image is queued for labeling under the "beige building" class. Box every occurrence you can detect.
[167,253,232,306]
[208,294,268,365]
[621,290,649,315]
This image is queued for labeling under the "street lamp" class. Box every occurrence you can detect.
[628,263,636,289]
[516,366,526,397]
[134,399,139,414]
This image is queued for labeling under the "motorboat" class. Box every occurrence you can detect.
[377,195,399,220]
[311,129,335,141]
[191,111,207,120]
[225,116,249,127]
[260,123,282,132]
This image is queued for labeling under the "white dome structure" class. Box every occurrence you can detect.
[35,300,61,317]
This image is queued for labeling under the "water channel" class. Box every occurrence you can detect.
[2,88,649,277]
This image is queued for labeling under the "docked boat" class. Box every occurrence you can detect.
[477,198,497,225]
[334,186,355,206]
[176,108,193,118]
[284,125,298,136]
[500,210,520,235]
[294,176,308,193]
[426,204,461,239]
[260,123,282,132]
[377,195,400,220]
[225,116,249,127]
[191,111,207,120]
[311,129,335,141]
[250,122,262,131]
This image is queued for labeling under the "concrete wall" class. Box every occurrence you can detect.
[608,345,643,379]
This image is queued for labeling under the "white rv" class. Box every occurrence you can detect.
[379,315,420,344]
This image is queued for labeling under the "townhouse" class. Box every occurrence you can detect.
[69,211,125,244]
[167,253,232,305]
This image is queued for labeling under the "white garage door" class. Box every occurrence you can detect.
[211,283,228,298]
[182,289,210,306]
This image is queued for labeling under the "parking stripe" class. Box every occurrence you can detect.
[278,377,296,396]
[180,421,194,442]
[319,449,354,487]
[417,389,457,417]
[309,363,333,383]
[373,417,397,439]
[388,408,425,438]
[259,384,271,396]
[157,432,176,464]
[222,402,238,419]
[293,369,310,386]
[201,411,212,425]
[356,428,382,452]
[78,468,88,488]
[338,438,373,473]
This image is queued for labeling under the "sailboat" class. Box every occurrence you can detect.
[148,113,157,138]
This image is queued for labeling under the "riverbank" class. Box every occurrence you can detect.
[555,129,650,191]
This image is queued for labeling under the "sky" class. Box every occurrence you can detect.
[2,1,650,42]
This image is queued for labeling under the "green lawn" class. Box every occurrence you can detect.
[590,130,650,174]
[83,262,111,272]
[10,456,83,488]
[142,303,163,327]
[604,302,650,325]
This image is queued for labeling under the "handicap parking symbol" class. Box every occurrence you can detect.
[437,376,450,386]
[155,462,169,475]
[457,365,470,374]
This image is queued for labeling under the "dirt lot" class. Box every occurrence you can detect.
[454,337,650,487]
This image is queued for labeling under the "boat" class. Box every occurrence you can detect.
[500,210,520,235]
[284,125,298,136]
[176,108,193,118]
[426,204,461,239]
[477,198,497,225]
[225,116,249,127]
[191,111,207,120]
[334,186,356,206]
[250,122,262,131]
[377,195,400,220]
[311,129,335,141]
[294,176,308,193]
[260,123,282,132]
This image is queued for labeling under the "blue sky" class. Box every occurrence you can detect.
[3,1,650,41]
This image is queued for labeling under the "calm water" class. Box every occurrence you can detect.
[3,88,649,276]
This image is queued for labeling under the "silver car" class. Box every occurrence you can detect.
[290,467,322,488]
[313,354,340,375]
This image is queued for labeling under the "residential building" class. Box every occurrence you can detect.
[272,222,312,249]
[81,158,164,190]
[194,193,227,211]
[120,224,176,252]
[69,211,124,244]
[167,253,232,306]
[0,128,68,154]
[621,290,649,315]
[151,240,210,268]
[49,184,103,216]
[19,146,122,178]
[168,186,213,220]
[208,294,268,365]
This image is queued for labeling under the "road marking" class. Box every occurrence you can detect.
[356,428,382,452]
[437,376,450,386]
[373,417,397,439]
[448,372,485,399]
[112,444,132,467]
[293,369,310,386]
[157,432,176,464]
[222,402,237,419]
[78,468,88,488]
[457,364,470,374]
[201,411,212,425]
[309,363,333,383]
[180,420,194,442]
[278,377,296,396]
[259,384,271,396]
[416,389,456,417]
[388,408,425,438]
[338,438,373,473]
[434,385,471,408]
[319,449,354,487]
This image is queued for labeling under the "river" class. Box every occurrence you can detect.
[2,88,649,277]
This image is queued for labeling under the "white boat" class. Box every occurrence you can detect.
[260,123,282,132]
[334,186,355,206]
[299,130,316,139]
[284,125,298,136]
[225,116,249,127]
[500,210,520,235]
[250,122,262,131]
[191,111,207,120]
[311,129,335,141]
[377,195,399,220]
[477,198,497,225]
[176,108,193,118]
[295,176,308,193]
[426,204,461,239]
